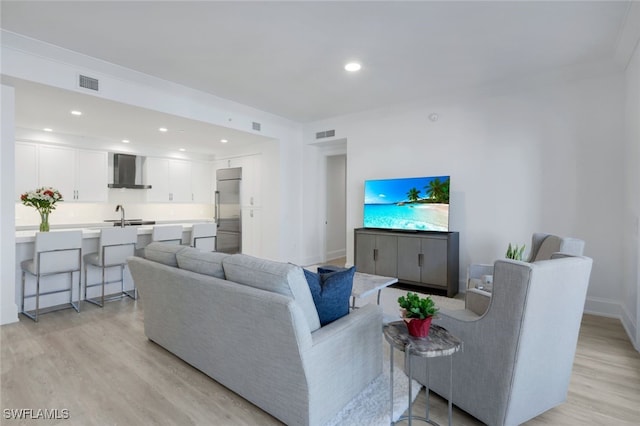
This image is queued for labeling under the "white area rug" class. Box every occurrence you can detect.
[326,337,422,426]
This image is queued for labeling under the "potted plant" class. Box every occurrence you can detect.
[398,292,439,338]
[506,243,526,261]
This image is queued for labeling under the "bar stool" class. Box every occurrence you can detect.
[84,227,138,307]
[21,230,83,322]
[152,225,183,244]
[190,223,216,251]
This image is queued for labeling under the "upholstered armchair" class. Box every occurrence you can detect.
[409,254,593,426]
[465,233,585,315]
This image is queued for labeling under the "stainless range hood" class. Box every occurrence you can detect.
[108,153,152,189]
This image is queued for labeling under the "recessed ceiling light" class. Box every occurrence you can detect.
[70,110,82,116]
[43,128,53,132]
[122,139,130,143]
[178,148,186,152]
[220,139,228,143]
[344,62,361,72]
[159,127,168,132]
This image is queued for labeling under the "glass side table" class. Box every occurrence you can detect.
[383,321,463,426]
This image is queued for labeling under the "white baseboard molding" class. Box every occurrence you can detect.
[584,295,622,318]
[326,249,346,261]
[584,296,639,352]
[621,304,639,352]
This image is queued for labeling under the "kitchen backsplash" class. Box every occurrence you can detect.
[15,202,214,227]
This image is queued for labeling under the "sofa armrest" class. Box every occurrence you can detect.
[310,303,382,346]
[304,304,383,425]
[465,288,491,316]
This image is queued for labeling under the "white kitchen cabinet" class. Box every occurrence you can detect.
[191,161,212,203]
[15,142,38,201]
[240,154,262,208]
[75,149,108,202]
[241,208,262,257]
[38,145,76,200]
[36,145,108,202]
[145,157,192,202]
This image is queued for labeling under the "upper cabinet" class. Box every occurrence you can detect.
[146,157,212,203]
[15,143,38,201]
[191,161,213,203]
[16,143,108,202]
[214,154,262,208]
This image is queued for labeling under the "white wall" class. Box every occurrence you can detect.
[623,33,640,350]
[303,70,626,319]
[1,85,19,324]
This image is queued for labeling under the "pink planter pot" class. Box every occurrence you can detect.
[404,316,433,338]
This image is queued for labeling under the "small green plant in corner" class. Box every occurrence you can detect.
[397,292,439,319]
[506,243,526,261]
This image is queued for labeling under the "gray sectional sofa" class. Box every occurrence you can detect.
[127,242,383,426]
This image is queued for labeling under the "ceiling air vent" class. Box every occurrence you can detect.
[252,121,261,131]
[78,74,99,91]
[316,129,336,139]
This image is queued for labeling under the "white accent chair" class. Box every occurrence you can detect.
[465,233,585,315]
[410,254,593,425]
[21,230,83,322]
[190,223,216,251]
[84,227,138,307]
[151,225,183,244]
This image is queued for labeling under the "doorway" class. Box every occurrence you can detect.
[325,154,347,262]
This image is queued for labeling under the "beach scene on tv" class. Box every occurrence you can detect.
[363,176,450,232]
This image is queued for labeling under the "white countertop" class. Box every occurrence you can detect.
[15,221,213,244]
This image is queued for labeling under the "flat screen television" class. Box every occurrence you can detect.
[363,175,450,232]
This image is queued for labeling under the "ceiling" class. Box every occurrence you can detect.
[0,1,632,152]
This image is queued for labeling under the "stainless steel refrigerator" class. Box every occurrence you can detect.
[215,167,242,253]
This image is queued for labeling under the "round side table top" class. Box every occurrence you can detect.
[383,320,463,358]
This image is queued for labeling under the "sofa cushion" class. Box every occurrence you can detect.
[222,254,321,332]
[144,242,186,267]
[176,246,229,279]
[303,267,355,326]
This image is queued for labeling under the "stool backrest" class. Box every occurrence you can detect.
[33,230,82,274]
[99,227,138,266]
[152,225,183,245]
[190,223,216,251]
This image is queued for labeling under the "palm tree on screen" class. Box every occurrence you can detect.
[407,187,421,202]
[425,177,450,203]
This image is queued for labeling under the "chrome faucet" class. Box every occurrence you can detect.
[115,204,125,227]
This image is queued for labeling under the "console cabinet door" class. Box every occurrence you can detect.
[375,235,398,277]
[421,237,448,287]
[355,232,397,277]
[355,233,376,274]
[397,236,421,282]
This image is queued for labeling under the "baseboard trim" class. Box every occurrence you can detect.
[585,296,639,352]
[326,249,346,261]
[620,304,639,352]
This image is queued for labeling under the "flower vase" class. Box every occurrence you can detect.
[404,316,433,338]
[39,212,50,232]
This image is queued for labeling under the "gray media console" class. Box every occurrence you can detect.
[354,228,459,297]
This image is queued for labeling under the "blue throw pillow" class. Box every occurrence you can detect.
[303,266,355,326]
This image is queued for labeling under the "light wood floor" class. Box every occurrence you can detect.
[1,297,639,425]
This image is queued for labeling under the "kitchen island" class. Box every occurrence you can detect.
[14,222,214,315]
